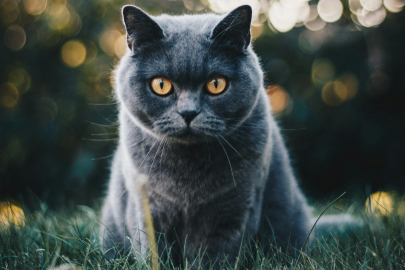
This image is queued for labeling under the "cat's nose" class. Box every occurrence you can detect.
[179,110,200,125]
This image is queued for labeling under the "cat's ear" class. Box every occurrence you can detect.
[210,5,252,50]
[122,5,164,51]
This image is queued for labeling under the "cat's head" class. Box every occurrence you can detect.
[115,5,263,143]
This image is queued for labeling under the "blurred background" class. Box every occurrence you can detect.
[0,0,404,210]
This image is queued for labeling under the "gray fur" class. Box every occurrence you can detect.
[100,5,313,267]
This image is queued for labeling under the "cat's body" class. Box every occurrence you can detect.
[100,5,311,266]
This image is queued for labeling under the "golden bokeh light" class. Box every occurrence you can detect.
[365,191,393,216]
[0,0,20,24]
[0,83,19,108]
[304,5,326,31]
[23,0,47,16]
[61,40,87,68]
[322,81,350,106]
[306,4,319,22]
[322,81,339,106]
[357,7,387,27]
[4,25,26,51]
[268,2,298,32]
[7,68,31,94]
[62,7,82,37]
[184,0,208,11]
[111,0,136,11]
[350,0,364,14]
[338,73,359,99]
[305,16,326,31]
[206,0,396,32]
[96,71,112,96]
[361,0,383,11]
[114,34,127,58]
[0,202,25,229]
[100,27,122,56]
[384,0,404,12]
[318,0,343,22]
[208,0,260,14]
[267,85,290,113]
[312,59,335,85]
[83,40,97,64]
[296,3,311,23]
[332,81,348,100]
[110,71,116,89]
[253,0,270,25]
[46,3,70,30]
[251,24,264,39]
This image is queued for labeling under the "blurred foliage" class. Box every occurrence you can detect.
[0,0,405,208]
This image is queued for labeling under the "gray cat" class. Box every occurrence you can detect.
[100,4,313,267]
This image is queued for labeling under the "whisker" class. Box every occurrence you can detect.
[91,133,119,136]
[88,101,119,124]
[89,102,118,106]
[231,128,267,145]
[92,154,114,161]
[223,116,306,131]
[84,120,119,128]
[128,140,144,148]
[216,136,237,189]
[218,135,253,167]
[225,134,251,148]
[227,123,268,130]
[139,139,159,168]
[148,137,166,176]
[82,138,118,142]
[159,138,168,181]
[279,128,306,131]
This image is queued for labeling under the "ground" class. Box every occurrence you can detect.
[0,193,404,270]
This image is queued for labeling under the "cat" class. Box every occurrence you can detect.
[100,4,314,267]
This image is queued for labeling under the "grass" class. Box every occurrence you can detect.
[0,195,405,270]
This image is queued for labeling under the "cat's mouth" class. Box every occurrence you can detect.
[170,126,204,139]
[165,125,223,142]
[152,116,228,141]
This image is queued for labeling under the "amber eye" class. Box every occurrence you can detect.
[151,77,172,95]
[206,77,227,95]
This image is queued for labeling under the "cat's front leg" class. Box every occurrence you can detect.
[190,220,248,269]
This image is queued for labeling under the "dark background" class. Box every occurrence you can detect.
[1,0,404,209]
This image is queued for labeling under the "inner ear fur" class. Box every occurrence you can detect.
[122,5,164,51]
[210,5,252,49]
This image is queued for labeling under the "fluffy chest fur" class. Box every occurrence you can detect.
[116,96,273,260]
[122,105,270,206]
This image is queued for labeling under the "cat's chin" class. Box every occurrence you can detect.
[163,128,218,144]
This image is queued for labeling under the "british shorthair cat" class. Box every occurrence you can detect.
[100,4,314,267]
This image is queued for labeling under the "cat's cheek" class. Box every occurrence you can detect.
[205,93,248,117]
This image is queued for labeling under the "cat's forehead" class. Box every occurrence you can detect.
[127,12,243,83]
[154,13,222,38]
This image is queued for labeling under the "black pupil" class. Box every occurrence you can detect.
[160,79,164,89]
[213,79,218,88]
